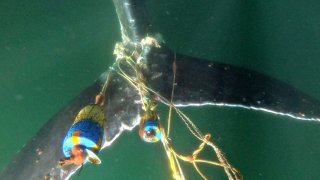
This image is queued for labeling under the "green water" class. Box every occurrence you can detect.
[1,0,320,179]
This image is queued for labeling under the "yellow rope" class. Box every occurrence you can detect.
[113,43,242,180]
[100,70,112,95]
[167,53,177,137]
[161,129,184,180]
[193,162,207,180]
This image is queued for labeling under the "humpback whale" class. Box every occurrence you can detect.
[1,0,320,179]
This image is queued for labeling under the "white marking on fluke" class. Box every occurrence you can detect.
[169,102,320,122]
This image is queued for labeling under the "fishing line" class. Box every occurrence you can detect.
[112,37,242,180]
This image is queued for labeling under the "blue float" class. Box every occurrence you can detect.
[62,104,105,158]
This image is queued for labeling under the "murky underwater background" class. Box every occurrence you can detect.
[1,0,320,179]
